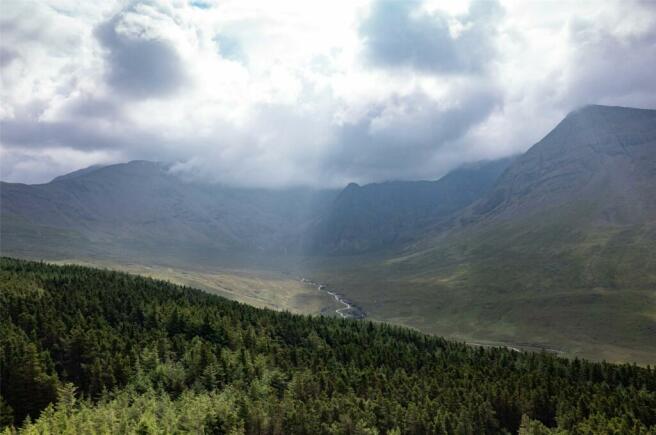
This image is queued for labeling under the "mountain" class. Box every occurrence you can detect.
[2,104,655,363]
[469,104,656,223]
[1,157,510,264]
[50,164,106,182]
[309,158,513,253]
[306,105,656,363]
[3,258,655,432]
[0,161,338,265]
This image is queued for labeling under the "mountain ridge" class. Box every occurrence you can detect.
[303,104,656,363]
[309,158,514,253]
[2,104,655,363]
[1,156,514,261]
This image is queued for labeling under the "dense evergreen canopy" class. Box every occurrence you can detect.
[1,257,655,434]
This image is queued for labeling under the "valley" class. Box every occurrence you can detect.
[2,105,656,365]
[3,2,656,431]
[47,258,342,316]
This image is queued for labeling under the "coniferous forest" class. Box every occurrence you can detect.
[1,257,655,434]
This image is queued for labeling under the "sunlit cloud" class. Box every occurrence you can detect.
[1,0,655,186]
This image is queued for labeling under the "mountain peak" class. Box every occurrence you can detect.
[570,103,618,114]
[471,104,656,221]
[565,104,656,122]
[535,104,656,152]
[49,160,171,185]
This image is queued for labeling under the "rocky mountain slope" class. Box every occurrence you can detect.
[3,104,654,362]
[307,105,656,363]
[1,158,510,263]
[0,161,337,262]
[309,158,513,253]
[469,105,656,224]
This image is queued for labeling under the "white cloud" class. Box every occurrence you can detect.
[1,0,655,186]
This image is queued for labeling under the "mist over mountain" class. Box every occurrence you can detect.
[3,105,654,265]
[0,161,338,262]
[0,156,512,263]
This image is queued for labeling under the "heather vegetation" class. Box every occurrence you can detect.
[1,258,655,434]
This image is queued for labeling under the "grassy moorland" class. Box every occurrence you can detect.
[4,221,654,365]
[303,208,656,365]
[48,259,341,316]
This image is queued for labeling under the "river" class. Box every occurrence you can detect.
[301,278,366,319]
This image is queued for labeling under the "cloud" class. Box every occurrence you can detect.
[0,47,18,68]
[0,118,136,152]
[324,83,502,183]
[95,5,187,99]
[1,0,655,187]
[359,0,502,73]
[0,146,119,185]
[558,11,656,108]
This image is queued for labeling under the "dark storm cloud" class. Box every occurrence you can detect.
[359,0,502,73]
[95,15,186,99]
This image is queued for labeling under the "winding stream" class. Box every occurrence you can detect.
[301,278,366,319]
[325,289,353,318]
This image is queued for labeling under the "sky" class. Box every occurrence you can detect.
[1,0,656,187]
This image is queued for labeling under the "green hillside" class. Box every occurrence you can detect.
[306,208,656,364]
[308,158,513,254]
[303,106,656,364]
[0,160,339,259]
[1,258,656,434]
[0,157,512,261]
